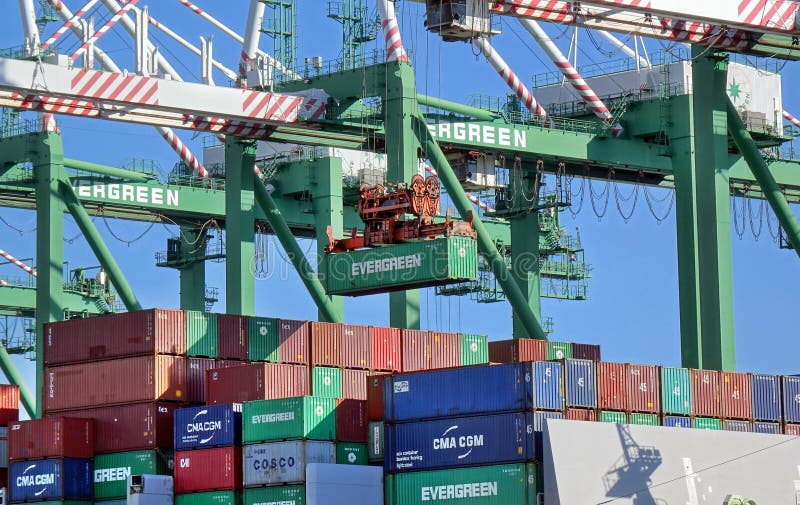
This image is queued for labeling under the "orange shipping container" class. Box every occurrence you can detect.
[401,330,459,372]
[9,417,94,460]
[487,339,546,363]
[566,408,597,422]
[341,369,370,400]
[721,371,753,420]
[278,319,309,365]
[691,369,721,418]
[597,362,626,411]
[0,384,19,425]
[311,322,341,367]
[370,327,401,372]
[626,363,660,414]
[205,363,308,405]
[340,324,370,370]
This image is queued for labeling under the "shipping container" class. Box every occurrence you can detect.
[311,367,342,398]
[43,309,185,365]
[324,236,478,296]
[565,408,596,422]
[0,385,19,425]
[370,327,400,372]
[243,486,303,505]
[599,411,627,424]
[174,447,241,493]
[217,314,248,361]
[546,341,572,360]
[660,367,692,415]
[335,400,367,443]
[336,443,367,465]
[44,355,187,412]
[532,411,563,461]
[564,359,597,408]
[384,363,534,422]
[0,427,7,467]
[278,320,310,365]
[629,413,659,426]
[692,417,722,430]
[487,339,546,364]
[248,317,279,362]
[384,463,536,505]
[626,364,660,414]
[9,459,92,503]
[784,424,800,436]
[242,397,336,443]
[186,311,218,358]
[46,402,176,454]
[459,334,488,366]
[366,374,390,421]
[186,358,217,404]
[720,372,752,420]
[93,450,172,500]
[691,369,720,418]
[532,361,564,411]
[723,420,752,432]
[662,416,691,428]
[175,491,241,505]
[751,374,781,422]
[368,422,383,461]
[384,412,534,472]
[9,418,93,460]
[572,343,601,361]
[311,322,341,367]
[753,422,781,434]
[783,376,800,423]
[341,369,369,400]
[206,363,308,405]
[401,330,460,372]
[597,362,626,411]
[242,441,334,486]
[340,324,370,370]
[174,404,242,450]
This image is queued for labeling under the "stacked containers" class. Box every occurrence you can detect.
[563,359,596,420]
[782,375,800,431]
[752,374,781,434]
[400,330,489,372]
[0,384,20,489]
[660,367,692,427]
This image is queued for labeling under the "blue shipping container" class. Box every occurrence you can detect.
[384,363,533,422]
[753,422,781,434]
[782,376,800,423]
[532,362,563,411]
[174,404,242,450]
[533,411,564,461]
[564,359,596,408]
[663,416,691,428]
[9,458,93,503]
[384,412,534,472]
[752,374,781,422]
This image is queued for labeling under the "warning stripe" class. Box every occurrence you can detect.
[70,69,160,106]
[0,249,36,277]
[70,0,140,60]
[41,0,101,50]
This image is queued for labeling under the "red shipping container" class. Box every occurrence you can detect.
[341,369,370,400]
[366,374,391,421]
[187,358,217,404]
[487,339,546,363]
[429,332,460,369]
[44,355,187,412]
[0,468,7,489]
[278,319,309,365]
[311,322,341,367]
[175,447,242,492]
[44,309,185,365]
[691,369,721,417]
[340,324,370,370]
[206,363,308,405]
[335,399,368,443]
[721,371,753,420]
[9,417,93,460]
[0,384,19,425]
[217,314,248,361]
[370,327,401,372]
[46,402,177,453]
[626,364,660,414]
[597,362,626,411]
[572,343,601,361]
[401,330,459,372]
[566,408,597,422]
[784,424,800,435]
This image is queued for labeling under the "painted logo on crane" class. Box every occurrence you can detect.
[426,122,528,149]
[74,183,180,208]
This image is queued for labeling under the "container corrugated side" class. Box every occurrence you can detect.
[597,362,626,411]
[0,384,19,425]
[311,367,342,398]
[368,422,384,461]
[242,441,334,486]
[311,322,341,367]
[244,486,303,505]
[44,355,187,412]
[185,311,218,358]
[662,416,691,428]
[335,399,367,443]
[692,417,722,430]
[599,411,627,424]
[366,374,390,421]
[400,329,427,372]
[564,359,596,408]
[340,324,370,370]
[752,374,781,422]
[565,408,596,421]
[691,369,720,418]
[8,458,92,503]
[532,361,563,411]
[753,422,781,434]
[174,404,242,450]
[175,447,241,493]
[0,426,8,467]
[248,317,279,362]
[278,320,309,365]
[626,363,660,414]
[217,314,248,361]
[721,371,752,420]
[532,411,563,461]
[93,450,172,500]
[782,376,800,423]
[336,443,367,465]
[660,367,692,415]
[370,327,400,372]
[629,413,659,426]
[384,463,536,505]
[428,331,460,369]
[43,309,186,365]
[187,358,217,404]
[785,424,800,435]
[459,334,489,366]
[242,397,336,443]
[384,412,534,472]
[401,330,460,372]
[722,420,752,432]
[384,363,533,422]
[488,339,546,363]
[572,343,601,361]
[546,341,572,360]
[206,363,308,405]
[176,491,242,505]
[9,418,94,460]
[341,369,369,400]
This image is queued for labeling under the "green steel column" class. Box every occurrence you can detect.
[510,211,541,339]
[179,227,207,311]
[385,61,421,329]
[726,100,800,257]
[224,137,256,316]
[312,157,345,322]
[0,344,35,418]
[59,182,142,312]
[34,132,65,419]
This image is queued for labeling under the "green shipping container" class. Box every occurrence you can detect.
[385,463,537,505]
[94,450,173,500]
[324,236,478,296]
[312,367,342,398]
[629,413,659,426]
[248,316,279,361]
[460,334,489,366]
[175,491,242,505]
[599,411,627,424]
[693,417,722,430]
[661,367,692,415]
[186,311,218,357]
[244,486,304,505]
[546,341,573,360]
[368,421,384,460]
[336,443,367,465]
[243,396,336,443]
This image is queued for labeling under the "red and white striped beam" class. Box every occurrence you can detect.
[473,37,547,120]
[377,0,410,62]
[40,111,60,133]
[0,249,36,277]
[70,0,140,61]
[41,0,101,50]
[783,110,800,130]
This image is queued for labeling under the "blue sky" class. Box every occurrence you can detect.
[1,0,799,408]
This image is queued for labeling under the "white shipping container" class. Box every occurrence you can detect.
[243,441,335,486]
[306,464,383,505]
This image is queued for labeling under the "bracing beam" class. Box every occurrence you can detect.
[0,344,34,418]
[64,158,154,182]
[59,181,143,311]
[416,94,497,121]
[414,115,547,340]
[252,177,343,323]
